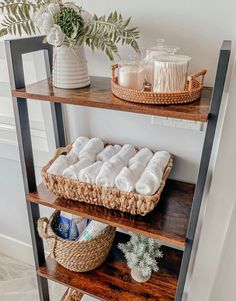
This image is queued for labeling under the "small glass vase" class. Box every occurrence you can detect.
[52,44,91,89]
[131,267,151,283]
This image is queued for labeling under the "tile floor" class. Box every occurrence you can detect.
[0,253,95,301]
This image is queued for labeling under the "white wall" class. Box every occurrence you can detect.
[187,59,236,301]
[0,0,236,300]
[65,0,236,184]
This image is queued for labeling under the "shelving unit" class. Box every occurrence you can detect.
[38,232,182,301]
[27,180,194,250]
[5,36,231,301]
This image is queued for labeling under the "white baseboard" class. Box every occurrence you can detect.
[0,233,34,265]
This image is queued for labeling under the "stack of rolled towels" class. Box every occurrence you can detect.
[47,137,171,196]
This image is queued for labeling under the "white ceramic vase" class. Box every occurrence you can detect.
[52,44,91,89]
[131,267,151,283]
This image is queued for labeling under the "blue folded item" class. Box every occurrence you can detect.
[53,212,91,241]
[54,215,79,240]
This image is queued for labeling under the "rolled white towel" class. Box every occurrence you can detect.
[129,148,153,166]
[62,158,92,180]
[115,165,141,192]
[47,155,69,175]
[96,145,121,162]
[79,161,104,184]
[135,172,162,196]
[152,151,171,172]
[66,150,78,165]
[96,156,123,187]
[118,144,136,165]
[96,145,136,188]
[72,136,89,154]
[135,151,170,195]
[114,144,122,151]
[115,148,153,192]
[79,138,104,162]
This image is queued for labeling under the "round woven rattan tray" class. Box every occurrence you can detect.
[111,64,207,105]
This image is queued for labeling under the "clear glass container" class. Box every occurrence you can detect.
[118,58,145,90]
[145,40,180,89]
[147,39,166,60]
[153,49,191,93]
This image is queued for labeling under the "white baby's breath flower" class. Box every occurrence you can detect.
[47,25,65,47]
[32,6,46,24]
[47,3,60,16]
[33,9,54,34]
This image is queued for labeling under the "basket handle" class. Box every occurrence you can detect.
[187,69,207,92]
[52,145,72,162]
[66,289,84,301]
[37,217,58,259]
[111,64,119,83]
[37,217,57,243]
[37,217,51,240]
[43,144,72,173]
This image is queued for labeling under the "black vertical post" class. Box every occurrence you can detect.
[51,102,66,148]
[5,37,54,301]
[175,41,231,300]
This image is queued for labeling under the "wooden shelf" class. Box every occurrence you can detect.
[27,179,194,250]
[38,232,182,301]
[12,77,212,122]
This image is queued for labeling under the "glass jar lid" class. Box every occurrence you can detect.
[147,39,180,60]
[153,48,191,64]
[119,55,144,68]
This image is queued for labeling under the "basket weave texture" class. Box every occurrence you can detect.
[41,143,173,216]
[41,144,173,216]
[37,210,116,272]
[111,65,207,105]
[63,289,84,301]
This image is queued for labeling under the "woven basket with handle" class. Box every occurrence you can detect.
[111,64,207,105]
[37,210,116,272]
[41,142,173,216]
[62,289,84,301]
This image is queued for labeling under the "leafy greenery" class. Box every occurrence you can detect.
[0,0,37,36]
[0,1,140,60]
[118,233,163,277]
[79,12,140,60]
[54,7,84,40]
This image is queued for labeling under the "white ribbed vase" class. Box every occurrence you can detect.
[52,45,91,89]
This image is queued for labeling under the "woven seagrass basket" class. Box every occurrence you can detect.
[37,210,116,272]
[62,289,84,301]
[41,143,173,216]
[111,64,207,105]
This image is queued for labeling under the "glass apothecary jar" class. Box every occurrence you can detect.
[146,39,172,60]
[153,50,191,93]
[118,59,145,90]
[144,40,180,89]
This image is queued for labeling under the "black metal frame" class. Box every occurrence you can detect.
[5,36,65,301]
[5,37,231,301]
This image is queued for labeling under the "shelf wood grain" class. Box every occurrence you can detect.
[12,77,212,122]
[27,179,194,250]
[38,232,182,301]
